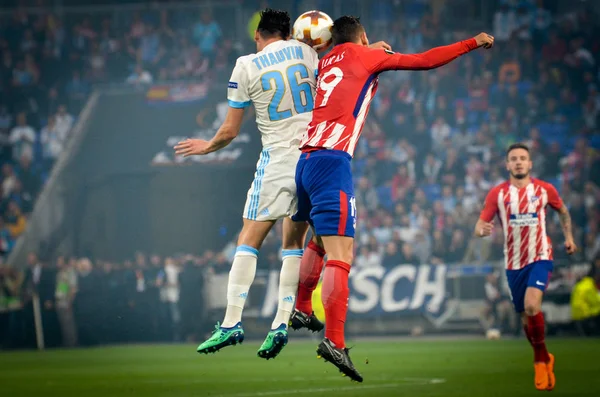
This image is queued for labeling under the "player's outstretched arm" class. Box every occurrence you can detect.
[364,33,494,73]
[557,204,577,254]
[174,107,245,157]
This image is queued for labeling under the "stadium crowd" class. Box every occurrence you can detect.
[1,0,600,347]
[0,1,246,262]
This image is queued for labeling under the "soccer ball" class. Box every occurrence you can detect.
[486,329,501,340]
[292,10,333,52]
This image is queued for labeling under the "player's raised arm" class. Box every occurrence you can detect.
[474,187,499,238]
[362,33,493,73]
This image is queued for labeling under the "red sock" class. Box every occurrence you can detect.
[321,260,351,349]
[295,240,326,314]
[527,313,550,363]
[523,325,533,347]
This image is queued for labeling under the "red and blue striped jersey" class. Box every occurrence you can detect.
[480,179,564,270]
[300,39,478,156]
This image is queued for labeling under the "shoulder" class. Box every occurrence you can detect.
[533,178,554,188]
[488,181,509,196]
[534,178,559,194]
[319,44,364,69]
[347,44,375,62]
[230,55,255,80]
[234,54,255,67]
[326,43,363,58]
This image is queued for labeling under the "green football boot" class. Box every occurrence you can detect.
[197,322,244,354]
[257,324,288,360]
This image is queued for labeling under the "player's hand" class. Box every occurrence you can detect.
[369,41,392,51]
[474,33,494,49]
[478,221,494,237]
[174,138,211,156]
[565,239,577,255]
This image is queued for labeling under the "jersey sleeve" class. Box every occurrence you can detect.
[544,182,564,210]
[227,59,252,109]
[359,38,479,73]
[480,187,499,222]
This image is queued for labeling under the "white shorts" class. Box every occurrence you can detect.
[243,146,300,221]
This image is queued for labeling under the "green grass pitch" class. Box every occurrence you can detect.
[1,338,599,397]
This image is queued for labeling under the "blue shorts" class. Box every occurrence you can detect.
[506,260,553,313]
[291,150,356,237]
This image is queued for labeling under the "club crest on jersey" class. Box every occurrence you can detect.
[530,195,539,203]
[228,81,238,89]
[509,213,539,227]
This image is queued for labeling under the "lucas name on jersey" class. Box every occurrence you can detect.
[320,51,345,69]
[509,213,540,227]
[250,45,305,71]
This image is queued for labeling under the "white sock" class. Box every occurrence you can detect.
[222,245,258,328]
[271,249,303,330]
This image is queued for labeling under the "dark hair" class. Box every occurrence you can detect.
[506,142,530,159]
[257,8,290,40]
[331,16,364,45]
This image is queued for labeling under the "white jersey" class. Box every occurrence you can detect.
[227,40,319,149]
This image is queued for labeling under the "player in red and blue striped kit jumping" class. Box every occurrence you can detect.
[290,15,494,381]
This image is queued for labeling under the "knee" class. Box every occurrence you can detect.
[524,288,544,316]
[523,299,541,317]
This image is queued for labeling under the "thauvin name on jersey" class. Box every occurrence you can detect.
[251,46,305,71]
[509,213,540,227]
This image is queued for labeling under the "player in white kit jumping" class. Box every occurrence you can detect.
[174,8,319,359]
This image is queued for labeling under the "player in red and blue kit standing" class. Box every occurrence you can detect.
[291,15,494,381]
[475,143,577,391]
